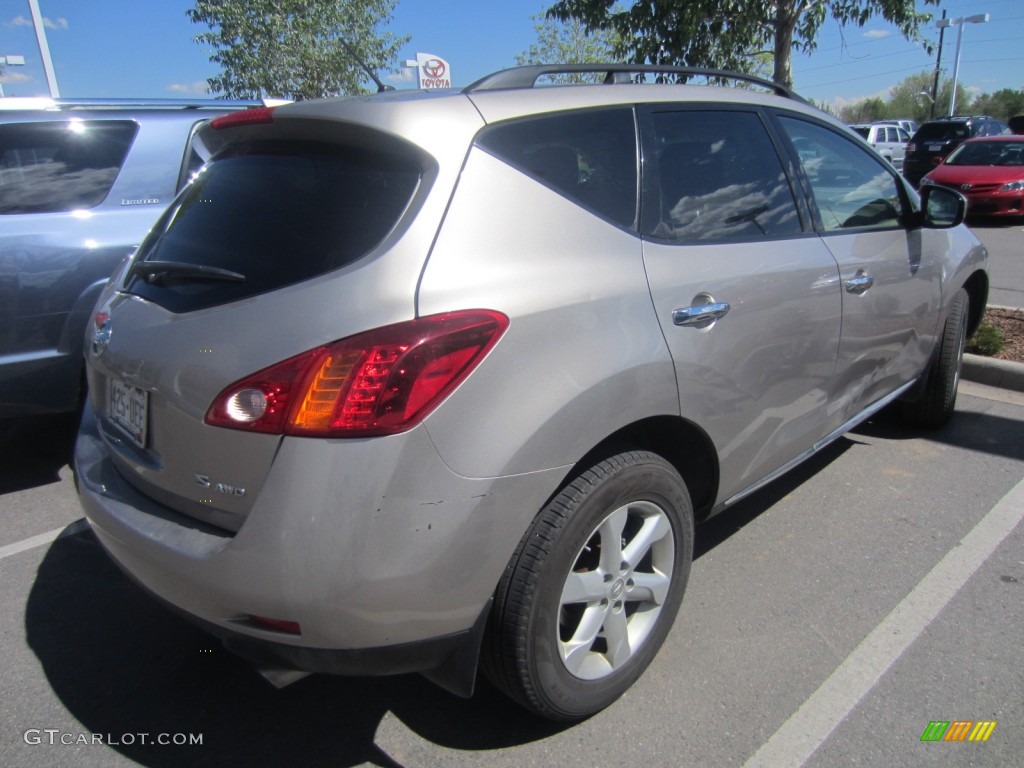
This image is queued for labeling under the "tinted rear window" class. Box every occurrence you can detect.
[913,123,969,143]
[127,140,421,313]
[0,120,137,214]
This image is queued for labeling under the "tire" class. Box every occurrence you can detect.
[901,288,969,428]
[482,451,694,720]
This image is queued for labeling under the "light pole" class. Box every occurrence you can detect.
[937,13,990,117]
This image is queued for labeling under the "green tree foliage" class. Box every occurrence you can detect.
[515,12,620,82]
[188,0,408,100]
[971,89,1024,122]
[835,70,1018,125]
[546,0,938,89]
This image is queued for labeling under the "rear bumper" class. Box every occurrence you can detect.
[0,349,82,417]
[74,405,562,672]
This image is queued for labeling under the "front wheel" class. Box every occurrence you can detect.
[901,288,969,428]
[482,451,694,720]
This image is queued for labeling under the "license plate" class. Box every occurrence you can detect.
[108,378,148,449]
[927,142,945,151]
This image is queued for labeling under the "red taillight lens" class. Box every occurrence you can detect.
[210,106,276,130]
[205,311,509,438]
[906,141,916,152]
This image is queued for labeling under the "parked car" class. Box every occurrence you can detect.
[0,98,260,419]
[1009,115,1024,135]
[849,122,911,168]
[903,115,1011,186]
[876,118,918,136]
[74,64,988,721]
[921,135,1024,219]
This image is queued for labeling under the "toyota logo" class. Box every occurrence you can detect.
[423,59,446,78]
[960,183,973,192]
[92,311,111,356]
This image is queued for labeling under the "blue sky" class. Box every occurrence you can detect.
[1,0,1021,110]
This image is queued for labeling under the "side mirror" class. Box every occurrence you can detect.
[918,185,966,229]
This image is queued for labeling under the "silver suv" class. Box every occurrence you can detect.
[849,122,911,168]
[0,98,258,419]
[74,65,988,721]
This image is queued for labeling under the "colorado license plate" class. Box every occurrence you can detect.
[109,378,148,448]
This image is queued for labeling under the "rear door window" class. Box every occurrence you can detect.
[0,120,138,214]
[127,140,421,313]
[642,109,803,242]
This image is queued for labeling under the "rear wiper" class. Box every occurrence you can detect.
[130,260,246,286]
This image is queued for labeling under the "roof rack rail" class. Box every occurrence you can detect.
[0,97,265,111]
[464,64,805,102]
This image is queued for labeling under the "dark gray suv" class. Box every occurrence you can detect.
[0,99,258,419]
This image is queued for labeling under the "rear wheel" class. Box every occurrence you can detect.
[901,288,969,428]
[482,451,693,720]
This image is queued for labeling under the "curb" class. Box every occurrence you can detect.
[962,354,1024,393]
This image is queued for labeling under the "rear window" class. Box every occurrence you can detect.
[127,140,421,313]
[0,119,137,214]
[913,123,969,143]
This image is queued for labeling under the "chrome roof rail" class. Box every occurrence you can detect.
[464,64,805,102]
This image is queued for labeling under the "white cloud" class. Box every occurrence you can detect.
[166,81,211,95]
[386,68,416,83]
[0,70,32,84]
[8,14,68,30]
[864,29,891,39]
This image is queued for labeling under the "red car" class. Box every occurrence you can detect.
[921,135,1024,218]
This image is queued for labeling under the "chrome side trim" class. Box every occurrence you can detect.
[716,379,917,511]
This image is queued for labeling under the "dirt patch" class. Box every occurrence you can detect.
[977,307,1024,363]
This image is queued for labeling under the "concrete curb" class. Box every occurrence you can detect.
[962,354,1024,393]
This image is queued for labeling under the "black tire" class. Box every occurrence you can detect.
[901,288,969,428]
[482,451,694,720]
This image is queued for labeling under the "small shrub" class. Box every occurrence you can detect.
[966,323,1005,357]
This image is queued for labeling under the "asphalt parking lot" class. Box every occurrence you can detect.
[1,221,1022,768]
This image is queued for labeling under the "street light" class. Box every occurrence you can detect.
[937,13,990,117]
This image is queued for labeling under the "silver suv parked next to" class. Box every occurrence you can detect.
[0,98,258,418]
[74,66,988,721]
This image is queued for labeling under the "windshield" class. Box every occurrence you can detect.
[947,141,1024,166]
[851,127,869,139]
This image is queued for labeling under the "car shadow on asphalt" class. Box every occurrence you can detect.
[852,406,1024,464]
[0,413,78,495]
[25,524,569,768]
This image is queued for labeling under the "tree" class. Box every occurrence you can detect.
[188,0,408,100]
[515,12,620,82]
[547,0,939,89]
[970,89,1024,122]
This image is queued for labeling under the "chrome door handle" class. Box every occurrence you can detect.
[845,274,874,294]
[673,302,731,327]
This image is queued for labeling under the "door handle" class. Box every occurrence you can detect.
[845,274,874,295]
[673,302,731,327]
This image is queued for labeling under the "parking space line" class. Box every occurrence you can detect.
[0,519,87,562]
[743,474,1024,768]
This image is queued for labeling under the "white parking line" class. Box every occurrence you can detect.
[743,474,1024,768]
[0,519,88,562]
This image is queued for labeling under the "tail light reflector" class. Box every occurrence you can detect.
[206,311,508,438]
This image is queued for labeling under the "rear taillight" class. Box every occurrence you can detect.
[906,142,916,152]
[205,311,509,438]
